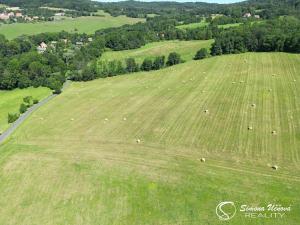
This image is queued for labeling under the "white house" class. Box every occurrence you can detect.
[243,13,251,18]
[37,42,48,53]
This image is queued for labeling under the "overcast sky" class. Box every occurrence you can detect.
[95,0,244,3]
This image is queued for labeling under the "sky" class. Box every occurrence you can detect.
[95,0,244,3]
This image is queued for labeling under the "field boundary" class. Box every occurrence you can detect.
[0,81,71,145]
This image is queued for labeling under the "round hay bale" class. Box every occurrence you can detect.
[104,118,108,121]
[248,126,253,130]
[232,82,236,84]
[200,158,206,162]
[204,109,209,113]
[271,165,278,170]
[123,117,127,121]
[136,139,141,144]
[251,103,256,107]
[268,88,272,92]
[70,118,74,121]
[271,130,277,135]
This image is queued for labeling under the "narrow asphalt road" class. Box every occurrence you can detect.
[0,81,71,145]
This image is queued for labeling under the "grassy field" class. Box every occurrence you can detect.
[0,12,145,40]
[100,40,214,64]
[218,23,243,29]
[0,53,300,224]
[0,87,51,133]
[177,21,242,29]
[177,20,209,29]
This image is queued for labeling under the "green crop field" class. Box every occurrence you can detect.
[100,40,214,64]
[218,23,243,29]
[0,87,51,133]
[0,53,300,224]
[177,21,242,29]
[176,20,209,29]
[0,12,145,40]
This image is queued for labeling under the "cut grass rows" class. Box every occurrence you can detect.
[0,53,300,224]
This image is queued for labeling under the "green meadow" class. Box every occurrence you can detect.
[0,87,51,133]
[0,12,145,40]
[177,21,242,29]
[176,20,209,29]
[100,40,214,64]
[0,53,299,224]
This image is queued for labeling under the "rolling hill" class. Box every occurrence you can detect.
[0,11,145,40]
[0,53,299,224]
[100,40,213,64]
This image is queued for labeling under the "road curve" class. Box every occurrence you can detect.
[0,81,71,145]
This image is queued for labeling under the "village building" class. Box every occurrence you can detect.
[37,42,48,54]
[243,13,252,18]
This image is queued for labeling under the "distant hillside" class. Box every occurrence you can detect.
[0,0,95,11]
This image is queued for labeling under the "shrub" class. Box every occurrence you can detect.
[194,48,209,60]
[8,113,19,123]
[166,52,181,66]
[141,58,153,71]
[126,58,139,73]
[152,56,165,70]
[33,99,39,104]
[19,103,28,114]
[23,96,33,105]
[53,88,62,94]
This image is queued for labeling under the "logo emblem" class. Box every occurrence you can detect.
[216,201,236,221]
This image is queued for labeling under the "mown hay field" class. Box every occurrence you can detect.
[0,53,300,224]
[100,40,214,64]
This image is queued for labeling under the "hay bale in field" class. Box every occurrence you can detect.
[251,103,256,107]
[268,88,272,92]
[204,109,209,113]
[136,139,141,144]
[240,81,244,83]
[70,118,74,121]
[104,118,108,121]
[271,165,278,170]
[232,81,236,84]
[200,158,206,162]
[271,130,277,135]
[248,126,253,130]
[123,117,127,121]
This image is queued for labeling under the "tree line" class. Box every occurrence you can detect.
[211,17,300,56]
[71,52,182,81]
